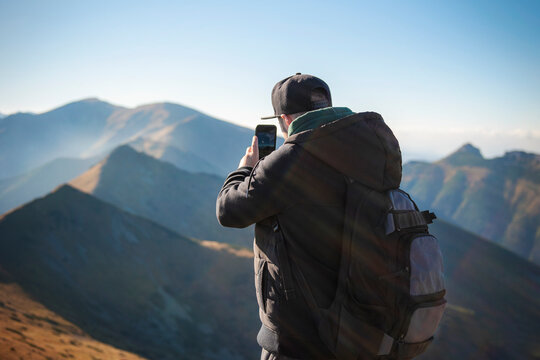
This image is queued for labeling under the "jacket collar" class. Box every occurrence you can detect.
[288,107,354,137]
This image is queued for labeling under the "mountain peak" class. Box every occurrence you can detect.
[441,143,485,166]
[108,144,138,159]
[456,143,483,157]
[52,183,80,195]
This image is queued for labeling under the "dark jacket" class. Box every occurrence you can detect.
[216,111,402,359]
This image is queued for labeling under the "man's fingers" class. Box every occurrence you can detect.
[238,136,259,168]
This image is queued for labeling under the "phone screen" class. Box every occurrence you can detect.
[255,125,277,159]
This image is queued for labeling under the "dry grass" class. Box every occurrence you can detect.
[0,282,147,360]
[199,239,253,258]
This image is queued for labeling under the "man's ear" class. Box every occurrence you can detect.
[281,114,294,126]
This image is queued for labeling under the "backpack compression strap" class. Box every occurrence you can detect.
[388,210,436,233]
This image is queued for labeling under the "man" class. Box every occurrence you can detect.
[216,74,401,359]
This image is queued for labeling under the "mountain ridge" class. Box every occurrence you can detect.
[69,144,254,246]
[0,98,255,179]
[402,143,540,264]
[0,183,258,359]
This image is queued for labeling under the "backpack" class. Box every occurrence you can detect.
[291,178,446,360]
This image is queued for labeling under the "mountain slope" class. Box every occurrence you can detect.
[0,156,100,214]
[420,220,540,359]
[0,278,146,360]
[129,137,219,175]
[402,143,540,264]
[70,145,253,246]
[0,185,258,360]
[0,183,539,358]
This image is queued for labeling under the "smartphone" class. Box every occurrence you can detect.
[255,125,277,159]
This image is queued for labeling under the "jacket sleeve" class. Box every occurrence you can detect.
[216,145,296,228]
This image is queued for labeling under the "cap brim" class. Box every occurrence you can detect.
[260,115,280,120]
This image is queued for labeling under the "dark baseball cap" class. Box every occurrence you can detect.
[261,73,332,120]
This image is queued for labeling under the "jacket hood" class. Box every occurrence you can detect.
[285,111,402,191]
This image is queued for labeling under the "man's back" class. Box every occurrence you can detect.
[217,110,401,359]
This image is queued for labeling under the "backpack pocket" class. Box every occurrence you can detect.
[392,233,446,358]
[409,235,445,296]
[403,299,446,343]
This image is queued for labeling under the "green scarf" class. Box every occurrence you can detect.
[288,107,354,137]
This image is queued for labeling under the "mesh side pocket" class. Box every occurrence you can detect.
[410,235,445,296]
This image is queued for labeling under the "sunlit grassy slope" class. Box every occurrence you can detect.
[0,280,146,360]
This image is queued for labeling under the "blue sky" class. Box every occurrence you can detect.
[1,0,539,160]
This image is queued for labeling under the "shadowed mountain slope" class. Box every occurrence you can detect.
[0,156,100,214]
[70,145,253,247]
[402,143,540,264]
[0,185,258,360]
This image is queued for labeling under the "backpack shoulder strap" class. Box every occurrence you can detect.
[286,176,361,323]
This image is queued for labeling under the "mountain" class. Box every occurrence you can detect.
[0,185,258,360]
[0,155,100,214]
[70,145,253,247]
[0,99,257,180]
[0,98,120,179]
[1,183,539,358]
[402,143,540,264]
[88,102,256,176]
[0,278,146,360]
[129,137,219,175]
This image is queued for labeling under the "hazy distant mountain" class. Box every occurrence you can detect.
[70,145,253,247]
[129,137,220,175]
[0,99,257,179]
[123,105,255,176]
[0,185,258,360]
[1,183,539,358]
[402,143,540,264]
[0,279,145,360]
[0,156,100,214]
[0,98,119,179]
[86,101,257,176]
[0,113,6,119]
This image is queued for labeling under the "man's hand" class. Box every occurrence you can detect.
[238,136,259,168]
